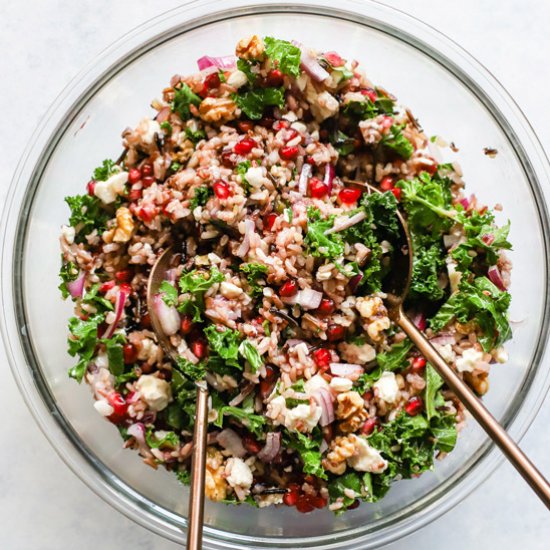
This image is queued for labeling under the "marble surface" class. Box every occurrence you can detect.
[0,1,549,548]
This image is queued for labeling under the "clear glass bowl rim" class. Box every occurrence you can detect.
[2,1,550,548]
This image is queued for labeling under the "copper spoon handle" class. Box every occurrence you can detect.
[187,382,209,550]
[397,310,550,509]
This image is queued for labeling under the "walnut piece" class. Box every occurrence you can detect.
[113,206,135,243]
[199,97,237,124]
[235,34,265,61]
[323,435,356,475]
[336,391,367,434]
[204,447,228,501]
[355,296,390,341]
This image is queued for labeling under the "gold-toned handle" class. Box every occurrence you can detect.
[187,383,209,550]
[397,310,550,510]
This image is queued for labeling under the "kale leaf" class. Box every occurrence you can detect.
[64,194,111,243]
[234,87,285,120]
[239,262,268,297]
[285,430,327,480]
[264,36,301,77]
[304,207,345,259]
[204,325,242,370]
[380,125,414,159]
[92,159,117,181]
[171,83,202,120]
[67,314,104,382]
[190,185,213,210]
[239,340,263,372]
[58,259,79,299]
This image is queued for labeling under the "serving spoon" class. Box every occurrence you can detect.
[345,178,550,509]
[147,245,208,550]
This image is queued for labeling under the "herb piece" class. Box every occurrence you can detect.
[81,283,114,313]
[264,36,301,77]
[331,130,356,156]
[171,83,202,120]
[145,428,179,449]
[168,370,198,430]
[92,159,117,181]
[58,259,79,299]
[233,87,285,120]
[240,262,268,297]
[67,314,104,382]
[190,185,213,210]
[160,121,172,134]
[179,266,224,294]
[212,393,265,437]
[430,276,511,352]
[175,469,191,485]
[424,364,444,421]
[236,160,251,193]
[103,334,125,377]
[285,431,327,480]
[159,281,179,307]
[380,125,414,159]
[185,126,206,144]
[176,357,206,381]
[204,325,242,370]
[409,234,446,301]
[239,340,263,372]
[64,194,110,243]
[305,207,345,260]
[328,472,364,511]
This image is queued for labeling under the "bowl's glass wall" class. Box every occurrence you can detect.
[16,8,547,547]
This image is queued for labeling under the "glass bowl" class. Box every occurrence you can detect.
[2,1,550,548]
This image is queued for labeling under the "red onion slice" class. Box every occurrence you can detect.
[458,197,470,210]
[101,286,129,339]
[298,163,312,195]
[283,288,323,310]
[412,312,426,332]
[153,293,180,336]
[329,362,364,379]
[216,429,247,458]
[197,55,237,71]
[127,422,147,448]
[312,388,334,427]
[324,211,366,235]
[488,265,507,291]
[292,41,330,82]
[348,273,364,293]
[257,432,282,463]
[66,271,85,299]
[324,163,336,194]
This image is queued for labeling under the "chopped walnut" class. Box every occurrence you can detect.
[199,97,237,124]
[113,206,135,243]
[235,34,265,61]
[336,391,367,434]
[355,296,391,341]
[323,435,356,475]
[205,447,228,501]
[339,409,368,434]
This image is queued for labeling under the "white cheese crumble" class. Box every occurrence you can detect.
[225,457,253,491]
[220,281,243,299]
[433,343,456,363]
[330,377,353,393]
[244,166,265,188]
[373,371,400,404]
[304,374,329,395]
[140,118,161,145]
[347,436,388,473]
[61,225,75,245]
[94,171,128,204]
[93,399,114,417]
[226,70,248,89]
[136,375,172,411]
[456,348,483,373]
[284,403,322,433]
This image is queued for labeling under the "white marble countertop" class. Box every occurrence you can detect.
[0,1,548,548]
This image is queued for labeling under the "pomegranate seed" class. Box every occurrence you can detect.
[137,204,159,223]
[242,435,262,454]
[128,188,142,202]
[360,87,378,103]
[380,176,395,191]
[237,120,254,133]
[273,120,289,131]
[338,188,362,205]
[265,212,278,231]
[115,269,132,283]
[324,51,345,67]
[305,155,316,165]
[296,495,315,514]
[266,68,284,87]
[99,280,116,293]
[405,396,424,416]
[119,283,132,295]
[86,180,96,196]
[347,499,361,510]
[279,146,299,160]
[204,72,221,89]
[260,365,278,398]
[317,298,335,315]
[142,176,155,188]
[425,161,438,175]
[363,390,374,401]
[279,279,298,297]
[327,324,345,342]
[107,392,128,424]
[191,339,207,359]
[141,312,152,329]
[310,495,327,509]
[128,168,141,184]
[313,348,332,368]
[283,490,298,506]
[381,116,394,130]
[481,233,495,245]
[413,312,427,331]
[221,150,237,167]
[390,187,401,201]
[140,163,153,177]
[411,356,426,372]
[180,316,194,335]
[123,343,138,364]
[309,178,329,199]
[361,417,380,436]
[213,180,231,199]
[234,137,256,155]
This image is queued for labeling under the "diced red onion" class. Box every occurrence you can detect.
[197,55,237,71]
[216,429,247,458]
[153,293,180,336]
[412,312,426,331]
[292,41,330,82]
[127,422,147,448]
[488,265,506,291]
[324,163,335,194]
[298,163,312,195]
[286,288,323,310]
[236,218,255,258]
[312,388,334,427]
[329,363,364,379]
[67,271,85,299]
[324,211,366,235]
[348,273,363,293]
[429,334,455,346]
[458,197,470,210]
[257,432,282,463]
[101,286,129,339]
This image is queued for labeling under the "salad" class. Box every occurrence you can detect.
[59,35,512,513]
